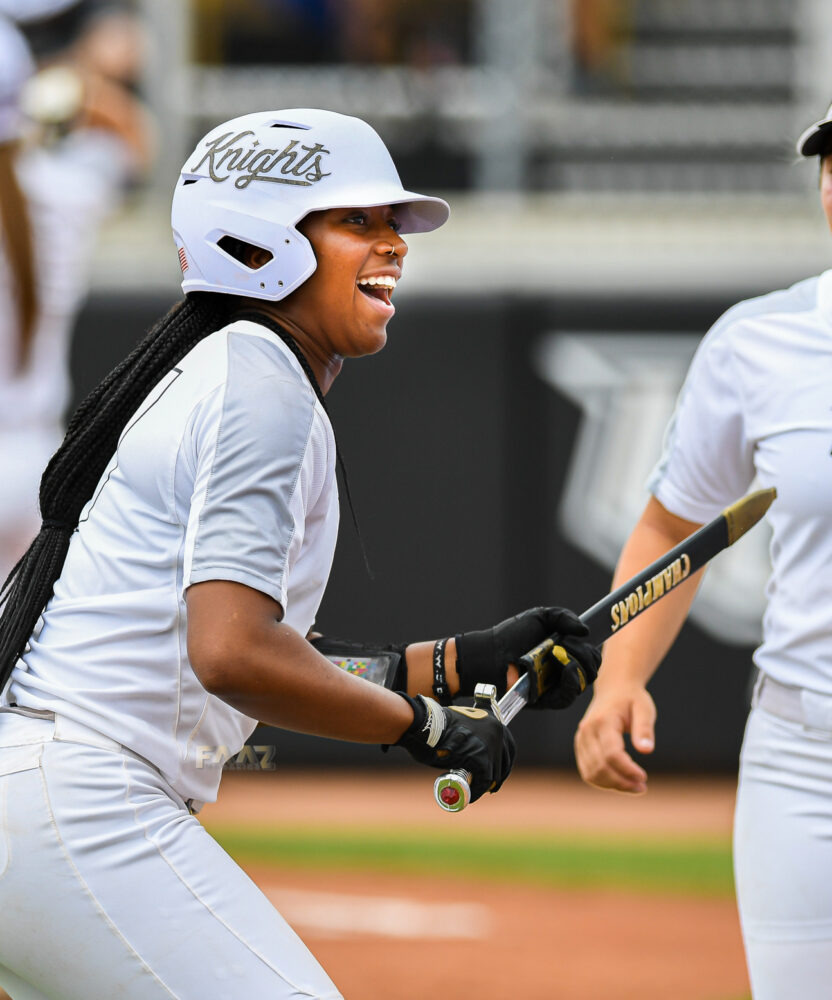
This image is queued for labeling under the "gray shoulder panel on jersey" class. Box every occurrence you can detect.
[187,331,316,603]
[645,278,819,498]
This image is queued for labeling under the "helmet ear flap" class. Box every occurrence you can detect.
[173,190,318,301]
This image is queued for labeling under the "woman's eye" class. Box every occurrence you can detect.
[346,212,367,225]
[388,218,402,233]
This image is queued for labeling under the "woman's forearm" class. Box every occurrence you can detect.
[187,581,414,743]
[596,497,705,691]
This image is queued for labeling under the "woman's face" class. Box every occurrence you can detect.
[276,204,408,363]
[822,155,832,232]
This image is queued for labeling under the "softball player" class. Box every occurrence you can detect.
[0,108,598,999]
[0,7,149,584]
[574,105,832,999]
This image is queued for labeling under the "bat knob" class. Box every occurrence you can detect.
[434,769,472,813]
[440,786,461,807]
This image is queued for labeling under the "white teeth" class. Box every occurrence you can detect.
[358,275,397,289]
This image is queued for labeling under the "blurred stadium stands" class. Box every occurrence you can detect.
[97,0,832,298]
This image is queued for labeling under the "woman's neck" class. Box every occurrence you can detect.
[232,300,342,396]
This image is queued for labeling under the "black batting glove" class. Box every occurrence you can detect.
[393,693,515,801]
[526,633,602,710]
[455,606,589,698]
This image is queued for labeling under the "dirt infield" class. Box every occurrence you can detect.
[200,771,750,1000]
[0,772,746,1000]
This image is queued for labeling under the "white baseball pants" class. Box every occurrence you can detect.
[734,674,832,1000]
[0,710,342,1000]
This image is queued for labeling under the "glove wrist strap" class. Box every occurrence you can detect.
[395,692,445,748]
[431,638,453,705]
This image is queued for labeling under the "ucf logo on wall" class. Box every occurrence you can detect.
[535,330,771,647]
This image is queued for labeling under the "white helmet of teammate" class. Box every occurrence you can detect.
[0,15,34,143]
[171,108,450,302]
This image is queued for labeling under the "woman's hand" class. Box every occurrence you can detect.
[393,693,516,802]
[574,682,656,794]
[455,606,591,698]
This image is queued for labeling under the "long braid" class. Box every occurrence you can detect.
[0,292,232,690]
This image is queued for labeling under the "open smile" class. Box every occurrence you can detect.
[357,275,396,314]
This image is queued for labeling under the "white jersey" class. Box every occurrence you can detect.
[0,130,130,430]
[648,269,832,694]
[5,318,340,804]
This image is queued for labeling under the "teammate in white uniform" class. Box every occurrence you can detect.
[0,109,599,999]
[0,6,149,583]
[574,104,832,999]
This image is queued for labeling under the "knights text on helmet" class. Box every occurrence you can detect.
[190,130,332,189]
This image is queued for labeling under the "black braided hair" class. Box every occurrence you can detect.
[0,292,233,690]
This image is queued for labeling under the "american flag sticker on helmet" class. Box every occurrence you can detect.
[178,247,189,273]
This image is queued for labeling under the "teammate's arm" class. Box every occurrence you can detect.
[574,496,704,794]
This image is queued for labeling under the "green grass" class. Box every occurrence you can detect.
[208,825,734,898]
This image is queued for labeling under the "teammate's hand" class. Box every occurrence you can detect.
[455,606,588,697]
[393,693,515,801]
[573,683,656,794]
[526,633,602,710]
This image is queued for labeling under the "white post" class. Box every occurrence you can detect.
[796,0,832,122]
[136,0,192,204]
[472,0,543,191]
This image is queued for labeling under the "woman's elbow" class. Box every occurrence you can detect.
[188,637,244,697]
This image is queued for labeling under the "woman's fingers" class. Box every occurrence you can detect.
[574,687,655,794]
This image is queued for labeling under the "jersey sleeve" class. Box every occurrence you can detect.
[182,341,317,612]
[647,321,756,523]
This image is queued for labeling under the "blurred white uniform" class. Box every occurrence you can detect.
[0,131,130,580]
[648,270,832,999]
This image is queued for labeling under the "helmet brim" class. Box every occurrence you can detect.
[292,184,450,234]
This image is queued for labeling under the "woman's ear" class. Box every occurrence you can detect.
[246,245,273,270]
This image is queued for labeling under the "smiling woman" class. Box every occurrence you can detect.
[0,108,601,1000]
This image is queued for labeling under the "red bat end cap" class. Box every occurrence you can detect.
[440,786,460,807]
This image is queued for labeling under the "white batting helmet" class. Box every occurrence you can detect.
[0,15,34,143]
[171,108,450,301]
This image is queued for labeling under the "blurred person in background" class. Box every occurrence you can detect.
[570,0,632,94]
[0,106,599,998]
[0,1,151,584]
[574,105,832,1000]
